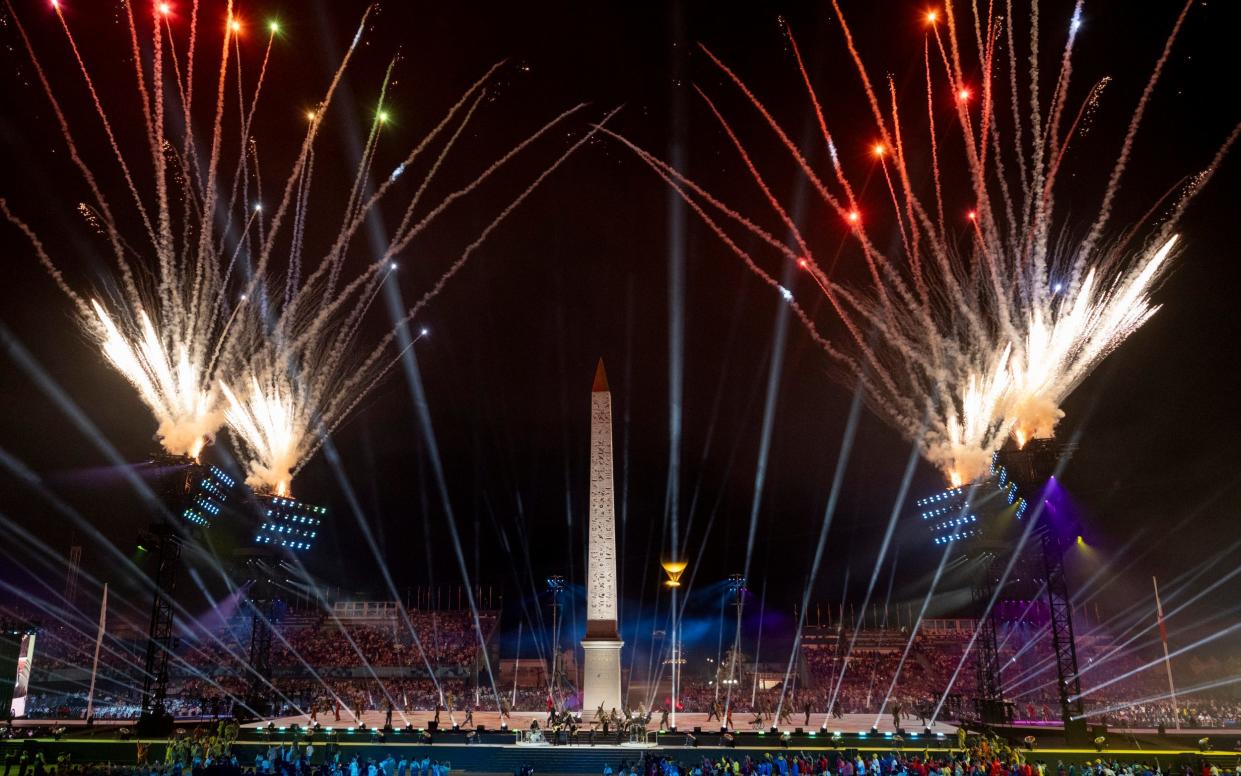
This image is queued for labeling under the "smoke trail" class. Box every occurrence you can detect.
[221,103,610,495]
[1080,0,1195,263]
[606,0,1235,486]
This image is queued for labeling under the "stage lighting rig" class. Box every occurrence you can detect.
[726,574,747,596]
[138,454,238,736]
[150,452,236,528]
[916,458,1027,549]
[253,494,326,552]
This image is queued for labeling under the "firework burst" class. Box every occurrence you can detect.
[608,0,1238,484]
[211,89,610,496]
[2,0,299,457]
[5,1,609,492]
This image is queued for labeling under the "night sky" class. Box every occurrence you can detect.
[1,0,1239,654]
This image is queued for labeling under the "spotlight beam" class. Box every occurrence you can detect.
[276,548,408,723]
[386,312,504,713]
[1072,672,1241,722]
[773,385,863,724]
[1060,536,1241,690]
[0,525,266,718]
[1008,604,1241,705]
[320,436,441,723]
[260,572,394,719]
[929,457,1068,725]
[827,433,922,717]
[873,541,955,730]
[0,324,167,517]
[1073,611,1241,702]
[0,550,149,684]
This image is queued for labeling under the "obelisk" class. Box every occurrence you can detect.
[581,359,624,713]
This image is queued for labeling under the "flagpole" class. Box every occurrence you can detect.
[85,583,108,721]
[1152,577,1180,729]
[511,620,522,708]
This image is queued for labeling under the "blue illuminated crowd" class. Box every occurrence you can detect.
[0,741,456,776]
[607,747,1241,776]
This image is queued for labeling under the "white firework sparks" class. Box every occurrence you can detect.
[90,300,221,459]
[212,93,610,496]
[6,2,610,494]
[0,0,304,458]
[219,376,299,497]
[1005,235,1178,445]
[608,0,1237,484]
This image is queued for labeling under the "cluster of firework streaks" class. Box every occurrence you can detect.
[5,0,607,495]
[609,0,1239,485]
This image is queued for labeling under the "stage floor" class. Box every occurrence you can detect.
[242,710,959,736]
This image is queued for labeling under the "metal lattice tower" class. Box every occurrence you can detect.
[997,438,1087,743]
[1041,525,1084,726]
[915,468,1025,725]
[971,553,1008,724]
[246,598,276,713]
[238,494,324,720]
[546,575,568,709]
[139,524,181,727]
[138,455,236,735]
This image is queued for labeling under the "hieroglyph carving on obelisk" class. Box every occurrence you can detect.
[581,359,623,713]
[587,376,618,626]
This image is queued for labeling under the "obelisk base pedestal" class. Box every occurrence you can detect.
[581,638,624,713]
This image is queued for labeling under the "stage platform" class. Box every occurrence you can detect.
[241,710,959,736]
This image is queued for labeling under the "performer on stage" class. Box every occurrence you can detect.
[777,702,793,726]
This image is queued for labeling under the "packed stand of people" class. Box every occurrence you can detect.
[11,595,1239,729]
[13,603,493,721]
[272,612,481,672]
[598,734,1241,776]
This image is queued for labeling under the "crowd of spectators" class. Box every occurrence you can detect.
[271,613,480,670]
[603,735,1241,776]
[12,605,1238,729]
[0,728,457,776]
[1101,702,1241,730]
[0,753,455,776]
[800,637,971,715]
[14,607,490,722]
[661,632,1238,730]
